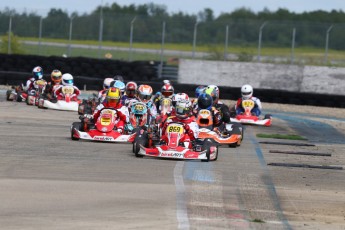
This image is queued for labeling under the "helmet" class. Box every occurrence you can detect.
[137,84,153,103]
[111,80,125,94]
[241,84,253,100]
[163,80,170,85]
[161,84,174,98]
[172,93,189,107]
[125,81,138,98]
[103,78,113,90]
[204,85,219,104]
[175,100,192,119]
[195,85,205,98]
[61,73,74,86]
[32,66,43,80]
[113,75,124,82]
[197,93,213,110]
[51,69,62,84]
[106,87,121,107]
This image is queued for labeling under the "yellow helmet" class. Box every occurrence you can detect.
[106,87,121,106]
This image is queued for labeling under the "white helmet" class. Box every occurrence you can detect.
[175,99,191,119]
[241,84,253,99]
[172,93,189,107]
[103,78,113,89]
[62,73,74,86]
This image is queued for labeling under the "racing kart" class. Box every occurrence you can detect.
[133,121,218,162]
[71,108,135,143]
[6,84,27,102]
[39,85,80,111]
[196,109,243,147]
[26,79,46,106]
[230,99,272,126]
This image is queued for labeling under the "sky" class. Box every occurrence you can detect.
[0,0,345,17]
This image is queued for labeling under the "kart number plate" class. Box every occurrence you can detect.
[62,86,74,95]
[134,104,145,111]
[242,100,255,108]
[167,124,184,134]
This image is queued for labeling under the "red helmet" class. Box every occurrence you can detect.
[161,84,174,98]
[125,81,138,98]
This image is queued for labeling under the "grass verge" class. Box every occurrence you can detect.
[256,133,308,140]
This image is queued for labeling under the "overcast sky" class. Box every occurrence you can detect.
[1,0,344,16]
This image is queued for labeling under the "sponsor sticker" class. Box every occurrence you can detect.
[94,136,113,141]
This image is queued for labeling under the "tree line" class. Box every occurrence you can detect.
[1,3,345,49]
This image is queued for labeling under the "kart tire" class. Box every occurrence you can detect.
[6,90,12,101]
[134,132,147,157]
[201,139,213,162]
[71,122,81,141]
[264,114,272,120]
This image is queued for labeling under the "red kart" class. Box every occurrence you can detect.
[230,99,272,126]
[71,108,135,143]
[133,122,218,161]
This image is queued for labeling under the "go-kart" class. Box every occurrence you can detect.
[133,121,218,161]
[71,108,135,143]
[39,85,80,111]
[6,84,28,102]
[26,79,47,106]
[196,109,243,147]
[230,99,271,126]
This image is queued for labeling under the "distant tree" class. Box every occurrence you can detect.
[0,32,24,54]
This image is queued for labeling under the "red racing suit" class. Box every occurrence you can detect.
[92,101,129,132]
[54,85,81,101]
[161,115,199,147]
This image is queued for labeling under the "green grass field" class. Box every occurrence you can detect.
[13,37,345,66]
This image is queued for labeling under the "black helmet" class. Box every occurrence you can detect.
[197,93,213,110]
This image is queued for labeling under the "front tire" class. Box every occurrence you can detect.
[71,122,81,141]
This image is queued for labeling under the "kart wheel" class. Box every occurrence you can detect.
[6,90,12,101]
[264,114,272,120]
[201,139,213,162]
[134,139,145,157]
[213,147,218,161]
[71,122,81,141]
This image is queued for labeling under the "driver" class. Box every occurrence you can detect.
[161,99,198,148]
[54,73,80,101]
[235,84,262,116]
[92,87,129,133]
[25,66,44,93]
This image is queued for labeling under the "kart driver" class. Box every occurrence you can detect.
[195,93,222,127]
[25,66,44,93]
[161,99,199,148]
[44,69,62,100]
[92,87,129,133]
[235,84,262,116]
[204,85,231,123]
[98,78,113,102]
[121,81,138,107]
[54,73,81,101]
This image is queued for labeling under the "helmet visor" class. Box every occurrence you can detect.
[242,92,251,96]
[64,79,73,85]
[139,94,151,101]
[162,91,173,97]
[127,89,136,97]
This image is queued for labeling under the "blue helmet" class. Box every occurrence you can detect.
[195,85,205,98]
[197,93,213,111]
[111,80,125,94]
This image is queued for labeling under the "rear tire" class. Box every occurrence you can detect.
[6,90,12,101]
[201,139,213,162]
[71,122,81,141]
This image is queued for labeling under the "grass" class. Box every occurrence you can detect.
[12,36,345,65]
[256,133,308,140]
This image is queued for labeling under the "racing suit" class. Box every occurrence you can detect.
[97,89,108,103]
[44,82,61,100]
[54,85,81,101]
[161,115,199,148]
[121,94,139,108]
[92,100,129,133]
[235,96,262,117]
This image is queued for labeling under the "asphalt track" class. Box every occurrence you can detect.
[0,92,344,230]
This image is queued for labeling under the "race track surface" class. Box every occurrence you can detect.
[0,92,344,230]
